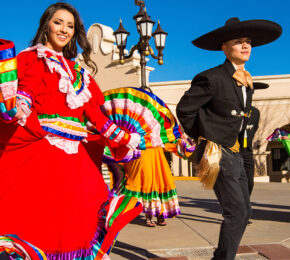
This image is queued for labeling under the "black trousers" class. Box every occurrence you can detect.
[240,148,255,195]
[212,148,251,260]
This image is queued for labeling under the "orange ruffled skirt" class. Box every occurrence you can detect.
[121,147,180,218]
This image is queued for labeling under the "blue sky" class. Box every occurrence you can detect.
[2,0,290,82]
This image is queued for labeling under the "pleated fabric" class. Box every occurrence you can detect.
[121,147,180,218]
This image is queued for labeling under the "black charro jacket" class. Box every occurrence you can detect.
[176,59,254,148]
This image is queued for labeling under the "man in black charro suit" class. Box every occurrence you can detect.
[176,18,281,260]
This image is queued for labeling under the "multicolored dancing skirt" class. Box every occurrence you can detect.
[121,147,180,218]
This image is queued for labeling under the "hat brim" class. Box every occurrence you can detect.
[192,19,282,51]
[253,82,269,89]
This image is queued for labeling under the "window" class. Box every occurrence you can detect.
[272,148,290,171]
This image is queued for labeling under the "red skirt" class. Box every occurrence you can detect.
[0,117,108,253]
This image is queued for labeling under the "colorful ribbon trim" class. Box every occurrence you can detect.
[73,64,85,95]
[46,53,86,97]
[0,39,17,121]
[0,46,16,61]
[38,114,88,141]
[0,235,47,260]
[0,57,17,73]
[103,87,181,146]
[0,69,17,84]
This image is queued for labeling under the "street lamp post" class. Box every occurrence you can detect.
[113,0,168,91]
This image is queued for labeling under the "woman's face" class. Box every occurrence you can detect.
[45,9,75,52]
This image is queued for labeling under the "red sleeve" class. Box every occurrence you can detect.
[17,51,44,102]
[13,51,46,136]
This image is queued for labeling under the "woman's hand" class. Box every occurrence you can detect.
[126,133,141,150]
[14,105,24,120]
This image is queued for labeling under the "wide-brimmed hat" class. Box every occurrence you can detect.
[253,82,269,89]
[192,17,282,51]
[253,82,269,90]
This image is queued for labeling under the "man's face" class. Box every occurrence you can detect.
[222,37,252,65]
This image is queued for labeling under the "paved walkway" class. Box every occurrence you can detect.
[110,180,290,260]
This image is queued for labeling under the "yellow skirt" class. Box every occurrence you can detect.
[121,147,180,218]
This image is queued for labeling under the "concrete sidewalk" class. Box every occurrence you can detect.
[110,180,290,260]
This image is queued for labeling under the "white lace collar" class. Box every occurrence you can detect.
[22,43,92,109]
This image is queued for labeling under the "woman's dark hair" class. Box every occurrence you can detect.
[31,2,97,75]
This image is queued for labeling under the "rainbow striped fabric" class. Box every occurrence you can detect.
[103,145,141,163]
[0,39,18,120]
[121,185,180,219]
[38,113,88,141]
[45,51,86,96]
[73,63,86,95]
[0,235,47,260]
[102,87,182,150]
[165,137,196,159]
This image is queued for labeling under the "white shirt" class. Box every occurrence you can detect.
[231,62,247,133]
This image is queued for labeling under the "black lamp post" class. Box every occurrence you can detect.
[113,0,168,91]
[133,5,145,32]
[152,21,168,65]
[113,19,130,64]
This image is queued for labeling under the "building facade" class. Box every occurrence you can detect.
[80,23,290,182]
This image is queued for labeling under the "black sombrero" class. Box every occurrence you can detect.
[192,17,282,51]
[253,82,269,90]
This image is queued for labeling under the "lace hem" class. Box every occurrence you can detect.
[44,134,80,154]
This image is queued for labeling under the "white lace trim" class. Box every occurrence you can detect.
[17,113,28,126]
[16,98,32,126]
[44,134,79,154]
[102,253,111,260]
[127,133,141,150]
[22,44,92,109]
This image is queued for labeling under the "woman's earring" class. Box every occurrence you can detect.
[44,33,48,43]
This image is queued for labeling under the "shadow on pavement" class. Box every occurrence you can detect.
[178,197,221,213]
[129,214,148,227]
[177,212,222,224]
[251,207,290,223]
[111,241,159,260]
[252,201,290,210]
[177,196,290,223]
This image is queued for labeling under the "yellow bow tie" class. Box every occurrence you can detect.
[233,69,253,89]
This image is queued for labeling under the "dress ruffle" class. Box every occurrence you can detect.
[121,186,180,218]
[121,147,181,219]
[1,193,142,260]
[21,44,92,110]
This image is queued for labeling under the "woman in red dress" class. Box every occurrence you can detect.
[0,2,141,259]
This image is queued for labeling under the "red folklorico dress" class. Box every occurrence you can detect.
[0,43,142,259]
